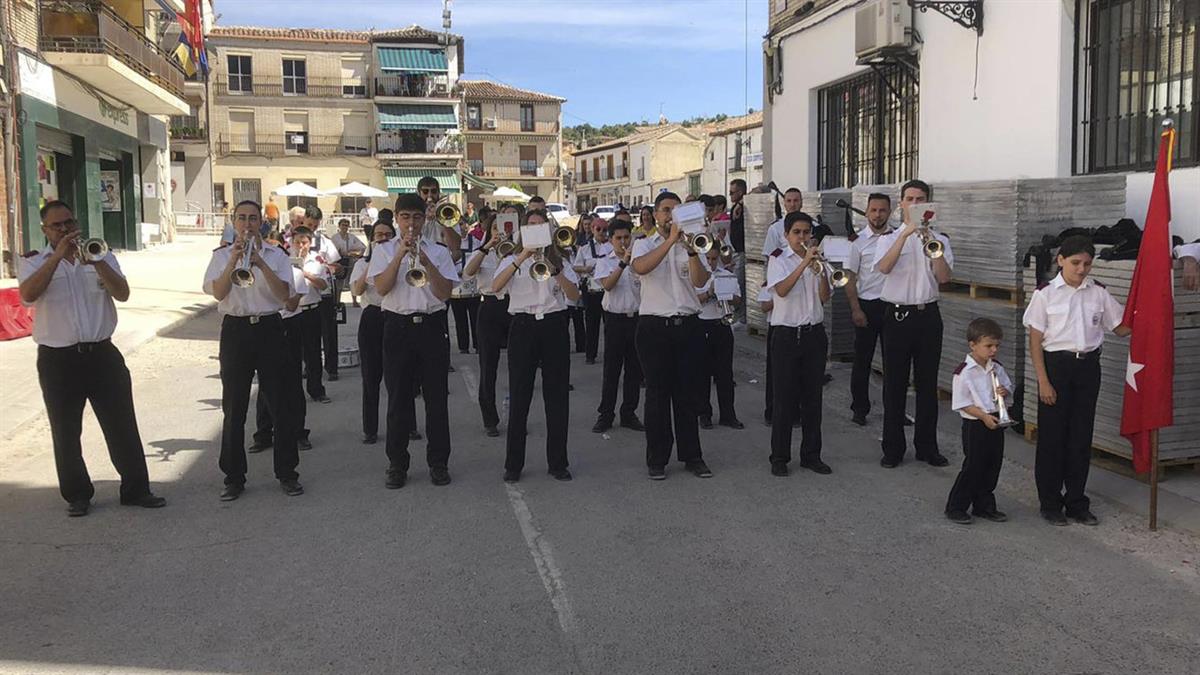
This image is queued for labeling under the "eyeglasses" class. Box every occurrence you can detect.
[44,218,79,230]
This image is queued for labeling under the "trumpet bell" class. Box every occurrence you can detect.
[924,239,945,259]
[405,268,428,288]
[530,260,552,282]
[720,313,736,326]
[436,203,461,228]
[231,267,255,288]
[81,238,109,262]
[553,226,576,249]
[830,269,850,289]
[687,232,712,254]
[496,240,517,257]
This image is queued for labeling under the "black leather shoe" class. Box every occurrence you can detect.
[219,484,244,501]
[880,457,900,469]
[718,418,745,430]
[460,348,471,355]
[362,434,378,445]
[385,469,407,489]
[327,372,339,381]
[503,470,521,483]
[620,416,645,431]
[685,461,713,478]
[568,384,575,391]
[925,453,950,467]
[699,416,714,429]
[770,463,789,477]
[1041,510,1069,526]
[799,459,832,475]
[484,425,500,437]
[549,468,573,481]
[298,437,313,451]
[592,418,613,433]
[851,413,867,427]
[430,467,451,486]
[280,479,304,496]
[409,429,423,441]
[1069,510,1099,526]
[945,510,973,525]
[448,364,456,373]
[648,466,667,481]
[120,493,166,508]
[974,510,1009,523]
[66,500,90,517]
[312,394,332,404]
[248,439,272,454]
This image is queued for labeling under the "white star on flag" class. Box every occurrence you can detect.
[1126,357,1145,392]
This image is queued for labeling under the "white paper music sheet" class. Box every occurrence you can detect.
[714,274,739,301]
[520,223,552,248]
[672,201,708,234]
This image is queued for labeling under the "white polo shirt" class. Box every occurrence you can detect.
[1022,273,1124,353]
[19,248,123,348]
[951,356,1014,420]
[367,240,460,315]
[766,246,824,327]
[331,232,366,259]
[595,254,641,315]
[872,229,954,305]
[203,243,295,317]
[575,240,613,293]
[464,249,506,299]
[298,253,326,306]
[630,232,708,317]
[697,267,740,321]
[845,227,893,301]
[497,254,580,317]
[281,267,311,320]
[349,258,383,308]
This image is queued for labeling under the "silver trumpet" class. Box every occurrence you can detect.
[718,298,736,326]
[685,231,712,254]
[916,209,944,259]
[231,237,257,288]
[717,241,734,266]
[79,237,109,263]
[992,370,1015,429]
[529,248,552,282]
[553,225,576,249]
[404,240,428,287]
[496,237,517,258]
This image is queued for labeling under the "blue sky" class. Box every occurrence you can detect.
[215,0,768,126]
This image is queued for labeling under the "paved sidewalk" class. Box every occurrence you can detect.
[0,235,220,440]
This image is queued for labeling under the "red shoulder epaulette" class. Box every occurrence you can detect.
[952,361,968,375]
[770,248,783,257]
[22,250,38,258]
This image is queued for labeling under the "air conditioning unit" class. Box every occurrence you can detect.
[855,0,911,62]
[483,118,497,129]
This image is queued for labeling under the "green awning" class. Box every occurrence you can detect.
[378,48,448,72]
[462,171,497,191]
[385,168,460,194]
[378,104,458,130]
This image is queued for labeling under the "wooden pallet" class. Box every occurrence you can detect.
[944,280,1024,305]
[1023,421,1200,475]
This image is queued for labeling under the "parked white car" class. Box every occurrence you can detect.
[545,203,570,221]
[592,205,616,220]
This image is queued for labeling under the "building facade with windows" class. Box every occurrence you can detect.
[573,124,705,213]
[701,112,764,196]
[460,79,565,206]
[763,0,1199,238]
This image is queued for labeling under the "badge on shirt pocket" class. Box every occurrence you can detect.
[679,263,690,279]
[1092,312,1101,327]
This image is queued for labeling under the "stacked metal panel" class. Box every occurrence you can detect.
[743,194,777,264]
[745,259,767,333]
[936,295,1025,393]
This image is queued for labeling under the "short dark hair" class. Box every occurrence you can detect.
[867,193,891,207]
[528,196,545,204]
[395,193,426,213]
[371,220,396,236]
[784,187,802,197]
[615,208,631,218]
[292,226,315,239]
[608,219,633,236]
[1058,235,1096,259]
[784,211,814,230]
[713,195,728,208]
[337,218,350,227]
[654,191,681,208]
[304,205,323,221]
[377,208,394,224]
[234,199,262,214]
[900,179,932,201]
[698,194,715,208]
[40,200,72,219]
[416,176,440,191]
[730,178,747,191]
[967,317,1004,343]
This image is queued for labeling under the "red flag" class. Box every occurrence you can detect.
[1119,125,1176,473]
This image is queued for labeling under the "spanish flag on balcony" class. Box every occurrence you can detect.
[171,0,208,78]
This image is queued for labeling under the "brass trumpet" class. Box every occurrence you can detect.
[553,225,576,249]
[231,237,258,288]
[915,208,944,259]
[496,238,517,258]
[717,241,734,266]
[79,237,109,263]
[529,248,552,282]
[434,202,461,228]
[404,240,428,287]
[685,232,712,254]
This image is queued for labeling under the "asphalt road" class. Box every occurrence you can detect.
[0,307,1197,675]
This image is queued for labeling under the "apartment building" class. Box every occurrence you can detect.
[572,123,705,212]
[460,79,565,206]
[701,112,763,196]
[5,0,200,271]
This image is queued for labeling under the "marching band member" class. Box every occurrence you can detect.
[416,176,463,260]
[448,216,482,355]
[874,179,954,469]
[288,225,331,406]
[592,218,644,434]
[463,208,511,437]
[351,221,395,445]
[574,216,612,364]
[369,194,459,489]
[766,212,833,476]
[303,206,342,382]
[331,217,367,307]
[203,200,302,500]
[845,193,894,426]
[761,188,803,257]
[695,246,744,430]
[491,209,581,482]
[19,200,166,516]
[631,191,713,480]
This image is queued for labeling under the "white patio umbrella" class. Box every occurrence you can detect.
[487,186,532,203]
[322,181,389,198]
[271,181,323,198]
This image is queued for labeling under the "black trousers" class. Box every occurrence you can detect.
[319,294,338,376]
[850,298,886,417]
[1035,351,1101,515]
[254,312,309,443]
[583,291,604,360]
[769,324,828,464]
[764,325,801,423]
[506,311,571,472]
[358,304,385,437]
[636,315,705,468]
[881,303,943,461]
[300,305,325,399]
[37,340,152,503]
[570,306,586,353]
[699,319,736,421]
[598,311,642,422]
[946,418,1005,514]
[476,295,510,429]
[218,315,299,486]
[382,311,451,472]
[449,295,481,352]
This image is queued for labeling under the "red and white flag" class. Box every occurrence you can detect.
[1119,124,1176,473]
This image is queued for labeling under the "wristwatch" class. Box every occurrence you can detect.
[618,260,628,269]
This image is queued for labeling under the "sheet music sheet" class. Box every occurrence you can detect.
[714,274,739,301]
[520,223,552,248]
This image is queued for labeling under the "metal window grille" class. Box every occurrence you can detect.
[232,179,261,206]
[1076,0,1198,173]
[817,64,919,190]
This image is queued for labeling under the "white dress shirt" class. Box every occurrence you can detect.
[872,229,954,305]
[367,239,460,315]
[697,268,740,320]
[1022,273,1124,353]
[766,246,825,327]
[951,356,1014,420]
[497,254,580,317]
[203,243,296,317]
[349,258,383,307]
[762,217,787,257]
[19,248,123,348]
[757,285,773,322]
[280,267,311,320]
[845,227,892,301]
[595,254,641,315]
[631,232,708,317]
[575,240,613,293]
[464,249,505,299]
[298,253,325,306]
[1174,242,1200,261]
[313,232,341,265]
[331,232,366,259]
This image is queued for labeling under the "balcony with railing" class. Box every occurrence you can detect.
[38,0,188,114]
[471,164,560,179]
[375,130,462,157]
[169,115,207,140]
[216,134,372,157]
[214,76,369,99]
[374,74,452,99]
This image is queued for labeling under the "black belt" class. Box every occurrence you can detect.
[890,301,937,321]
[511,309,568,322]
[776,322,825,335]
[387,309,446,325]
[641,315,698,327]
[603,310,639,320]
[481,294,508,304]
[225,314,282,326]
[41,338,112,353]
[1045,348,1101,361]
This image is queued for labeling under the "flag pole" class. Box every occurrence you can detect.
[1149,429,1159,531]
